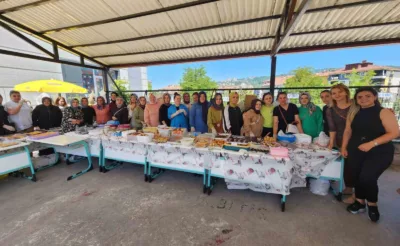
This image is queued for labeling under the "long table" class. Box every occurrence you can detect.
[19,132,344,211]
[30,135,94,181]
[0,142,36,182]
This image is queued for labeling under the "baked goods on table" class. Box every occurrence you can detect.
[0,141,19,148]
[143,127,158,135]
[27,131,59,140]
[210,139,226,148]
[194,136,211,148]
[153,136,169,143]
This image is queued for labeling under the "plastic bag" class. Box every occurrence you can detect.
[313,132,330,147]
[309,179,330,196]
[294,133,312,145]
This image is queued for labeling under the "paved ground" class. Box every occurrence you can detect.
[0,160,399,246]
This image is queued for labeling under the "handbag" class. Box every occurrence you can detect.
[278,106,298,134]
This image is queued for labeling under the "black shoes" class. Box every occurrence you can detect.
[347,200,366,214]
[367,205,380,222]
[347,201,380,222]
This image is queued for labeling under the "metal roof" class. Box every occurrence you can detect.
[0,0,399,68]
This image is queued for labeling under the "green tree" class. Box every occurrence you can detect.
[347,69,375,86]
[179,66,218,91]
[113,79,129,101]
[284,67,328,106]
[148,81,153,91]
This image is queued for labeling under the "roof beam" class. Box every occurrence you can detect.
[0,15,106,67]
[0,48,102,70]
[0,20,54,58]
[40,0,219,34]
[91,21,400,59]
[93,36,275,59]
[0,0,59,14]
[70,0,385,49]
[109,51,271,68]
[71,14,281,48]
[279,38,400,54]
[272,0,311,56]
[107,38,400,68]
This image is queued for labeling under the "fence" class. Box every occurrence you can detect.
[109,85,400,122]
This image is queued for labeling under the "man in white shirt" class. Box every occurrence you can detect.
[5,90,33,132]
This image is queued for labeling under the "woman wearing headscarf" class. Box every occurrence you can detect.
[168,93,189,128]
[93,96,110,125]
[110,96,129,124]
[223,92,243,136]
[32,97,62,130]
[0,94,16,135]
[61,98,83,133]
[81,97,96,126]
[190,91,210,133]
[207,93,225,134]
[243,99,264,137]
[133,96,146,130]
[159,93,171,126]
[144,93,160,127]
[298,92,323,138]
[183,92,192,111]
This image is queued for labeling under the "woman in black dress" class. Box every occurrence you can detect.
[223,92,243,136]
[273,92,303,138]
[342,87,399,222]
[159,93,171,126]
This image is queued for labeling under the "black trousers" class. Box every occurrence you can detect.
[343,157,353,188]
[347,145,393,203]
[262,127,273,138]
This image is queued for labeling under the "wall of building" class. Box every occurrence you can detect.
[128,67,148,96]
[0,26,63,104]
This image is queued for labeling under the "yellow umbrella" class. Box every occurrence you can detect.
[14,79,88,93]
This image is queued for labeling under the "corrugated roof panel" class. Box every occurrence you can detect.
[223,19,279,40]
[146,34,188,49]
[158,0,195,7]
[97,53,161,65]
[99,39,272,65]
[380,2,400,22]
[283,24,400,49]
[295,1,400,33]
[45,28,106,46]
[103,0,162,16]
[181,28,225,45]
[75,44,127,57]
[0,0,39,11]
[217,0,284,24]
[308,0,365,9]
[4,0,118,32]
[4,4,80,31]
[90,21,141,42]
[125,12,177,36]
[115,40,155,53]
[168,2,220,30]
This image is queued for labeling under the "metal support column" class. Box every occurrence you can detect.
[103,68,110,103]
[270,55,277,98]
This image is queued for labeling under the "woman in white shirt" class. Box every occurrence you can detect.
[5,90,33,132]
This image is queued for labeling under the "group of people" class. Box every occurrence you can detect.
[0,85,398,223]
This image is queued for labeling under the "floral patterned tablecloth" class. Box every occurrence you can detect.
[212,147,341,195]
[101,136,147,164]
[146,143,222,172]
[7,132,341,196]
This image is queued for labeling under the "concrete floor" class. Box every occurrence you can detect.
[0,159,399,246]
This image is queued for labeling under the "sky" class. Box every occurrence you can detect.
[147,44,400,89]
